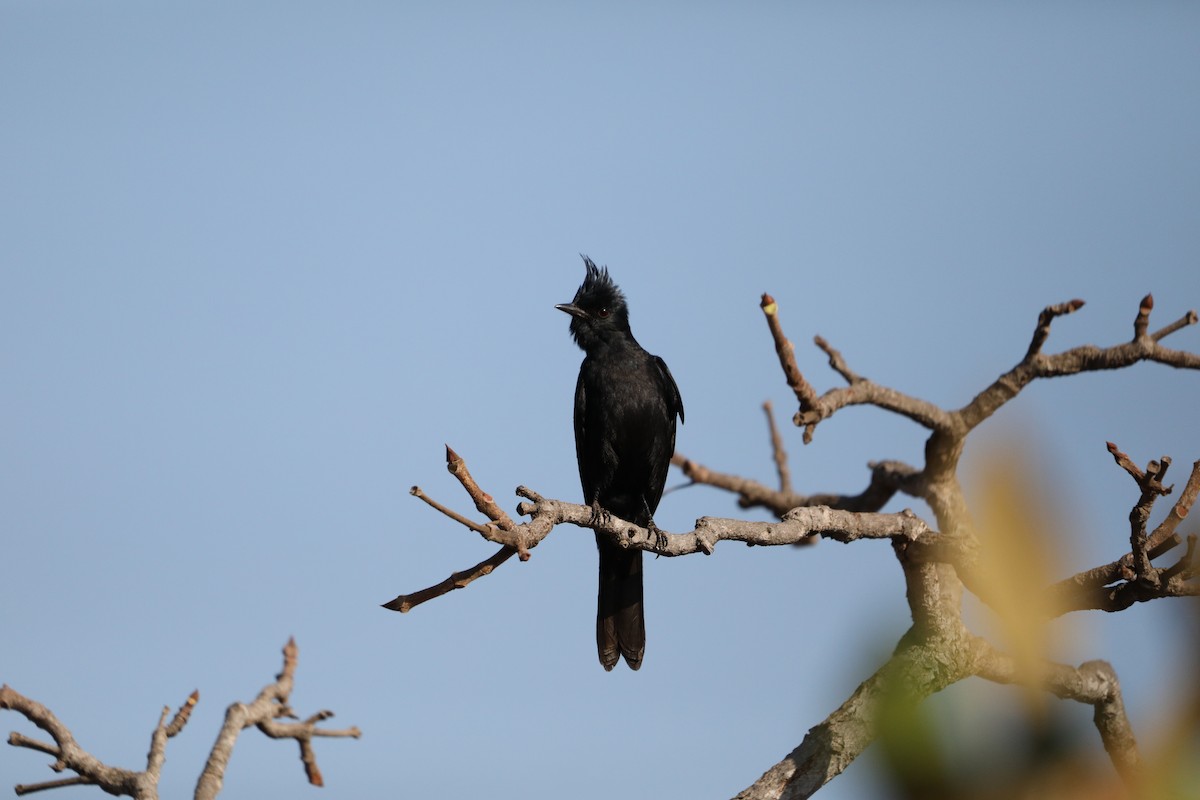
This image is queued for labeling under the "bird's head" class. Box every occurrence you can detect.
[556,256,632,350]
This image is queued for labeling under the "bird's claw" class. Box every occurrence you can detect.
[646,519,669,554]
[589,501,613,529]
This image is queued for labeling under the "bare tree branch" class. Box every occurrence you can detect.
[813,335,861,385]
[763,400,793,494]
[1025,298,1086,360]
[1047,452,1200,615]
[974,646,1142,785]
[515,493,932,555]
[397,290,1198,799]
[1,684,195,800]
[15,776,96,797]
[737,631,1147,800]
[671,451,918,518]
[1152,308,1199,341]
[760,293,819,434]
[195,639,360,800]
[3,641,356,800]
[958,295,1200,433]
[382,545,517,612]
[675,293,1195,796]
[759,294,956,440]
[382,447,528,611]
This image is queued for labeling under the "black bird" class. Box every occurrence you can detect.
[557,257,684,671]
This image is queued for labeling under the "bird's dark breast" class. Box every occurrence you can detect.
[580,356,676,523]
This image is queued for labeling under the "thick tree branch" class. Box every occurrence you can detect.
[515,492,932,556]
[737,631,1146,800]
[974,646,1142,785]
[735,633,978,800]
[694,292,1193,796]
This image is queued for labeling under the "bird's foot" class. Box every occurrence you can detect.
[645,518,669,554]
[589,500,612,529]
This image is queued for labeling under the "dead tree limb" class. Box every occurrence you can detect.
[195,639,360,800]
[1,640,358,800]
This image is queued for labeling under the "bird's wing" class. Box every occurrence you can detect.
[573,368,594,502]
[653,355,684,424]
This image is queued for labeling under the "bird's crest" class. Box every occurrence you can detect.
[574,255,626,309]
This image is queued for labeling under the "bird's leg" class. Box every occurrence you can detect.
[589,498,612,529]
[642,498,669,553]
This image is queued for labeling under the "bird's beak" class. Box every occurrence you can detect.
[555,303,587,319]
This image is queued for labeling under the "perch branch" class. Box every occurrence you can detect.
[515,493,932,556]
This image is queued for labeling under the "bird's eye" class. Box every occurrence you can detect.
[597,308,611,318]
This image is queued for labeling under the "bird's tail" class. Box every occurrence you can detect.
[596,534,645,671]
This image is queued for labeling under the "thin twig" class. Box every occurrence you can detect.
[1024,298,1085,361]
[15,777,96,796]
[813,335,861,384]
[382,545,517,612]
[1152,308,1198,341]
[445,445,517,531]
[410,486,493,536]
[671,452,916,518]
[164,691,199,738]
[762,400,792,494]
[1133,293,1153,340]
[1106,441,1145,483]
[761,293,820,442]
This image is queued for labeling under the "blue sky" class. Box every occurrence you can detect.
[2,3,1198,798]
